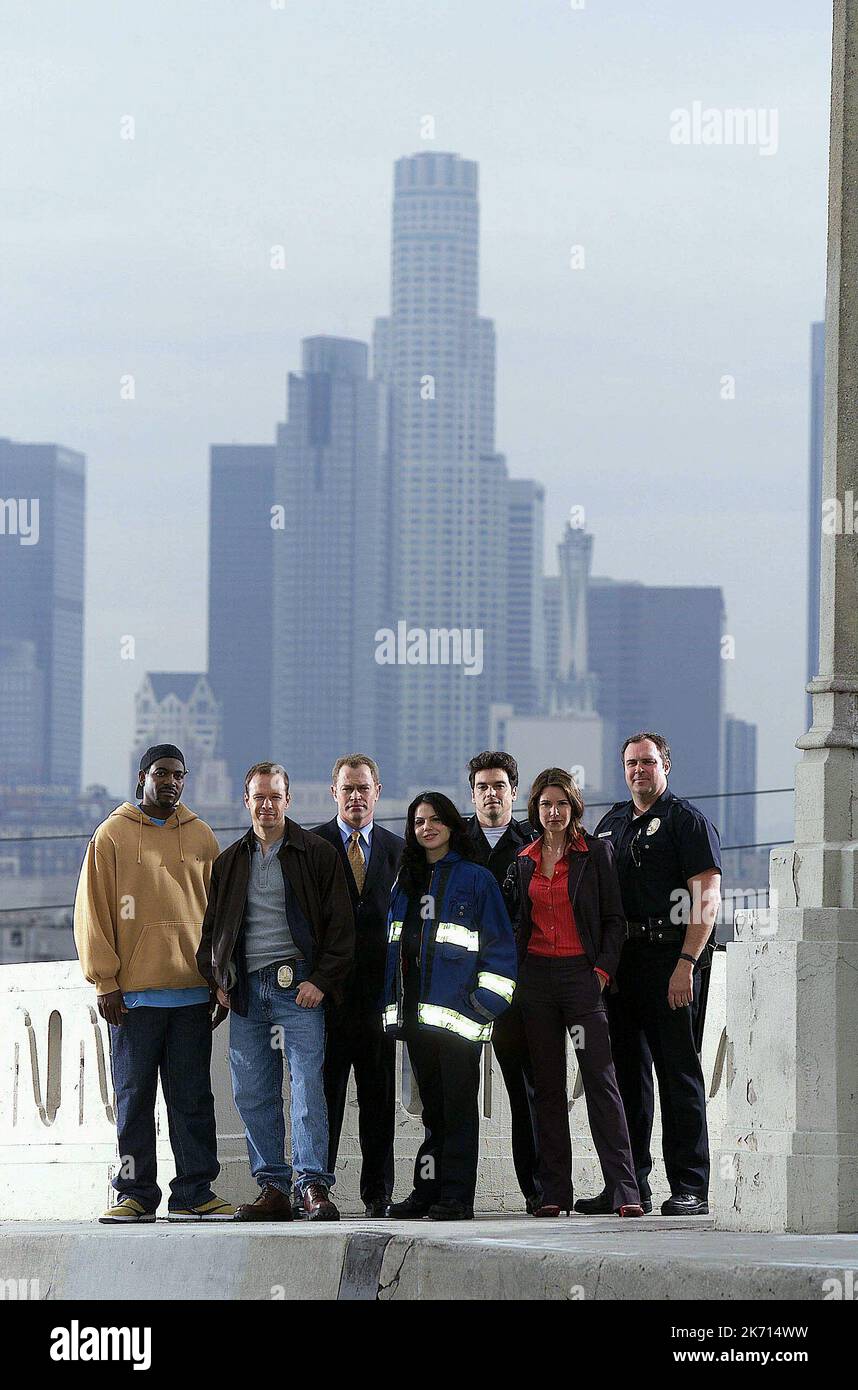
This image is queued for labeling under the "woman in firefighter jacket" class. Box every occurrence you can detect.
[383,791,517,1221]
[504,767,644,1218]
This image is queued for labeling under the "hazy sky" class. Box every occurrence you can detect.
[2,1,833,841]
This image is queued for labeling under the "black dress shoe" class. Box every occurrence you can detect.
[426,1199,474,1221]
[661,1191,709,1216]
[575,1189,653,1215]
[364,1198,391,1217]
[525,1193,543,1216]
[388,1192,432,1218]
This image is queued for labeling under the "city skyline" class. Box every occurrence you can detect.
[1,0,831,845]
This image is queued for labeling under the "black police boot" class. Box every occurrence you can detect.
[575,1188,653,1215]
[660,1191,709,1216]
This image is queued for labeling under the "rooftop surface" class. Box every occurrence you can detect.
[3,1215,856,1300]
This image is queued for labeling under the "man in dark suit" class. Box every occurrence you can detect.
[312,755,404,1216]
[464,751,542,1213]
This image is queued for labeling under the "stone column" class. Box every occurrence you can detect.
[715,0,858,1233]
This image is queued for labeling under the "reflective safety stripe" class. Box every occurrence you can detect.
[417,1003,492,1043]
[476,971,516,1003]
[388,920,403,942]
[383,1004,399,1027]
[435,923,479,951]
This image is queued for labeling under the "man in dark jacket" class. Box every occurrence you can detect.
[464,751,542,1213]
[312,754,404,1217]
[197,762,354,1222]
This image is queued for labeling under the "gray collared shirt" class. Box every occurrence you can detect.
[243,835,303,974]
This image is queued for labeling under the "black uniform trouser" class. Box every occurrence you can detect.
[490,1000,542,1202]
[324,1009,396,1204]
[403,1018,481,1207]
[607,942,709,1202]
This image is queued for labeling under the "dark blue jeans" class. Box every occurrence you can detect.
[108,1003,220,1211]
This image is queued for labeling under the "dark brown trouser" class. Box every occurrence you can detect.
[518,954,639,1210]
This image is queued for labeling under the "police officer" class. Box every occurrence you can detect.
[575,732,721,1217]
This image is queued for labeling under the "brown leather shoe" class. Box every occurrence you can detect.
[234,1185,293,1221]
[302,1183,340,1222]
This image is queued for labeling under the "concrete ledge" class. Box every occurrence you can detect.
[2,1217,856,1301]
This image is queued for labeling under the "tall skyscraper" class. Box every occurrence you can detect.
[722,715,758,851]
[271,336,391,781]
[588,578,725,805]
[0,640,44,786]
[492,522,608,804]
[0,438,85,794]
[807,321,825,728]
[543,576,561,709]
[554,524,599,716]
[373,153,509,793]
[208,443,276,799]
[506,479,545,715]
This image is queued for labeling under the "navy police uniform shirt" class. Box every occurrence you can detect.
[592,787,722,923]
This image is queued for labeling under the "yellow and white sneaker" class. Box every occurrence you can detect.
[167,1194,236,1221]
[99,1196,156,1224]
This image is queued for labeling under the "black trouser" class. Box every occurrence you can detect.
[108,1003,219,1211]
[607,942,710,1202]
[518,955,639,1210]
[490,1001,542,1203]
[403,1018,482,1207]
[324,1009,396,1204]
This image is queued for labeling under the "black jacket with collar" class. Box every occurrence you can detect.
[310,817,404,1017]
[196,818,354,1014]
[464,814,535,890]
[504,832,627,979]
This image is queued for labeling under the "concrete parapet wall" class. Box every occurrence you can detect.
[0,958,726,1219]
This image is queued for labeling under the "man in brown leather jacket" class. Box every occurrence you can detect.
[197,761,354,1221]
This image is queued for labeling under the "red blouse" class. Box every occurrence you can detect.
[523,835,609,983]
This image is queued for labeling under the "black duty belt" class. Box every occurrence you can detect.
[625,918,684,945]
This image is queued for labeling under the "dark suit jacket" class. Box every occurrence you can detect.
[464,814,535,890]
[310,817,404,1018]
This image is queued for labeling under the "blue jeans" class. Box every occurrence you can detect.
[108,1002,220,1211]
[229,961,334,1196]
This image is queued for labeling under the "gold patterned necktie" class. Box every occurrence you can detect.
[348,830,366,893]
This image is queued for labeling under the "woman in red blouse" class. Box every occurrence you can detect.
[505,768,643,1217]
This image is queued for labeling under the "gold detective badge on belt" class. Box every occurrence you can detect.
[277,963,295,988]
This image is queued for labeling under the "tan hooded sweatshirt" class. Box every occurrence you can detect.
[73,802,220,996]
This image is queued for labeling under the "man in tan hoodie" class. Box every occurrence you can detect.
[74,743,234,1224]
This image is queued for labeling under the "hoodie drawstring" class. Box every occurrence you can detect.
[133,802,186,862]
